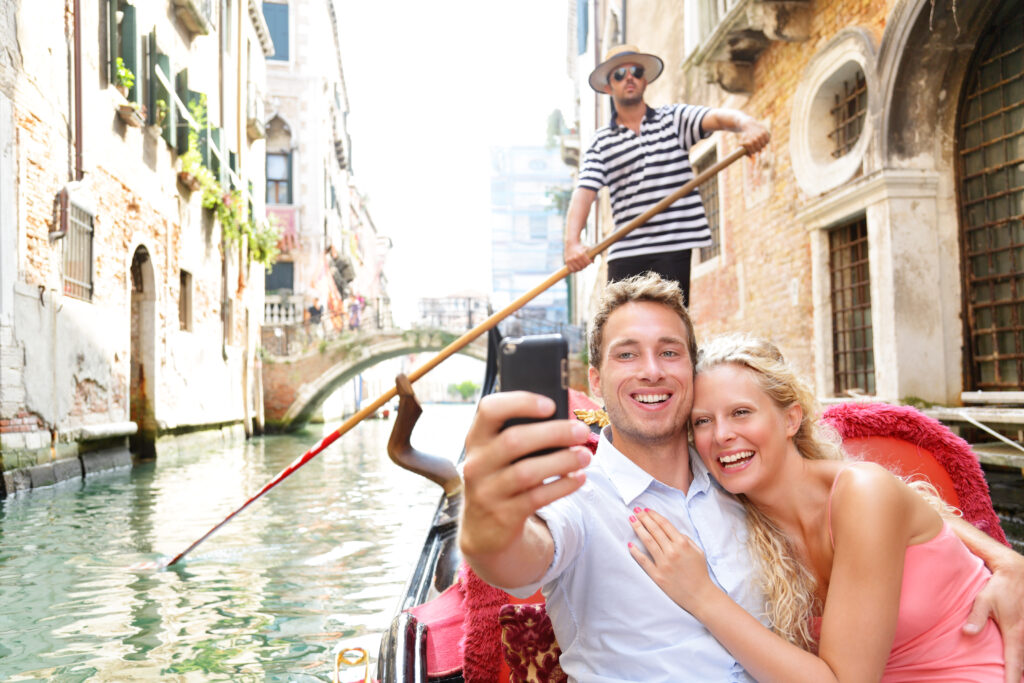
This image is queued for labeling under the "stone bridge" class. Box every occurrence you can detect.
[261,327,488,431]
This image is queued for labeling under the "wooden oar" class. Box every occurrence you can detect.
[162,146,748,567]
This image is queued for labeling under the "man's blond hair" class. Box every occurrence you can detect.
[588,272,696,369]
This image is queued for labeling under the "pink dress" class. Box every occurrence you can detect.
[824,468,1006,681]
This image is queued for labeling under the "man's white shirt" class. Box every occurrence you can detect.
[505,427,767,682]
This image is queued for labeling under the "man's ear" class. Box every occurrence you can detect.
[785,403,803,438]
[588,365,603,400]
[601,83,611,95]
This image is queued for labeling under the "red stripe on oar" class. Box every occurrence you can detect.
[164,392,393,566]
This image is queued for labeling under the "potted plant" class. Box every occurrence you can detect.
[178,96,208,191]
[113,57,135,98]
[178,148,203,191]
[117,101,146,127]
[154,98,168,126]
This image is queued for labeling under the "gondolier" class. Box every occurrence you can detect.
[564,44,771,305]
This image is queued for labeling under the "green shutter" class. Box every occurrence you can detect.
[107,0,119,83]
[286,152,293,204]
[211,127,222,182]
[173,69,191,154]
[150,34,175,148]
[121,4,138,103]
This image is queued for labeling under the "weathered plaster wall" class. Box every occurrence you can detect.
[1,0,269,487]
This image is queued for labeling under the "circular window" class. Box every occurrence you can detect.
[790,30,876,196]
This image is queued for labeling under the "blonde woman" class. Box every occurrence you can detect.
[629,334,1013,682]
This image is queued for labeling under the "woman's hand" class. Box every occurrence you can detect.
[628,507,721,616]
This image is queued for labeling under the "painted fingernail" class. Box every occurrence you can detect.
[644,508,651,512]
[633,506,641,514]
[629,515,637,523]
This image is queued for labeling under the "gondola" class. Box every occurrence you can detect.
[366,326,1013,683]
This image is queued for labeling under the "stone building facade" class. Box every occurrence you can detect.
[260,0,389,332]
[569,0,1023,408]
[0,0,274,494]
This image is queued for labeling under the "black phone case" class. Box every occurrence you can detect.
[499,334,569,457]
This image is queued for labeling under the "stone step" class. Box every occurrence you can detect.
[917,406,1024,470]
[970,442,1024,470]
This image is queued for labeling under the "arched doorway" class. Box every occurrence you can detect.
[129,246,157,457]
[957,2,1024,391]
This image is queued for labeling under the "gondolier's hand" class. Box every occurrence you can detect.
[963,548,1024,683]
[739,117,770,155]
[459,391,591,586]
[564,239,592,273]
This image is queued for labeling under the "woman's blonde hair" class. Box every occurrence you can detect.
[695,333,844,650]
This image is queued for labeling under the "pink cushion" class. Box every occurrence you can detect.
[408,582,465,677]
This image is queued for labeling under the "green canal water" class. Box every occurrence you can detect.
[0,403,475,682]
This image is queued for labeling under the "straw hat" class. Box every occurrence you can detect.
[588,45,664,92]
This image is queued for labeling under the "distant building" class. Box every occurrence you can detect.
[417,292,490,333]
[261,0,390,334]
[0,0,273,491]
[490,146,574,326]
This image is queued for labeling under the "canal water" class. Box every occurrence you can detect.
[0,403,475,682]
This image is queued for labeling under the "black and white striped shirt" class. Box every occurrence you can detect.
[578,104,712,261]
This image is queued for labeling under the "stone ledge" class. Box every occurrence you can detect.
[81,447,132,475]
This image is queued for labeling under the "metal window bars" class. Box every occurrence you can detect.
[829,216,874,395]
[828,69,867,159]
[694,149,721,262]
[62,200,94,301]
[958,13,1024,390]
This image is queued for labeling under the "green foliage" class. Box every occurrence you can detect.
[900,396,935,409]
[177,93,279,268]
[546,109,567,148]
[546,185,572,215]
[317,339,328,354]
[154,98,168,124]
[449,380,480,401]
[114,57,135,90]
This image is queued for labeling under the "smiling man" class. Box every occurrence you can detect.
[563,45,770,306]
[458,273,1024,683]
[459,273,764,681]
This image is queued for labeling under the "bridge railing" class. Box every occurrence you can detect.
[261,296,393,357]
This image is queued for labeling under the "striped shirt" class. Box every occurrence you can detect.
[578,104,712,261]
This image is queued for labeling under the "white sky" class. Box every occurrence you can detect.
[337,1,574,327]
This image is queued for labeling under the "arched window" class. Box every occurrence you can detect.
[957,5,1024,390]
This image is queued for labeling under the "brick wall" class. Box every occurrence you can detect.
[677,1,892,381]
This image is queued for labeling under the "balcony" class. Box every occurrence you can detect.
[247,82,265,140]
[686,0,811,94]
[174,0,214,36]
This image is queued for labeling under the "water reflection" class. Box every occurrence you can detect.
[0,403,473,681]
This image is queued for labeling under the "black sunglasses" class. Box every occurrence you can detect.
[611,65,645,82]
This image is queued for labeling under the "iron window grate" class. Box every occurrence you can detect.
[829,216,874,395]
[694,149,720,262]
[828,69,867,159]
[63,201,94,301]
[958,14,1024,390]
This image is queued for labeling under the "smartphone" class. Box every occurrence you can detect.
[499,334,569,458]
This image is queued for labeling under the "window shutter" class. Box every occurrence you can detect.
[150,34,175,147]
[107,0,119,83]
[211,127,223,182]
[172,69,190,154]
[286,151,293,204]
[121,3,138,103]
